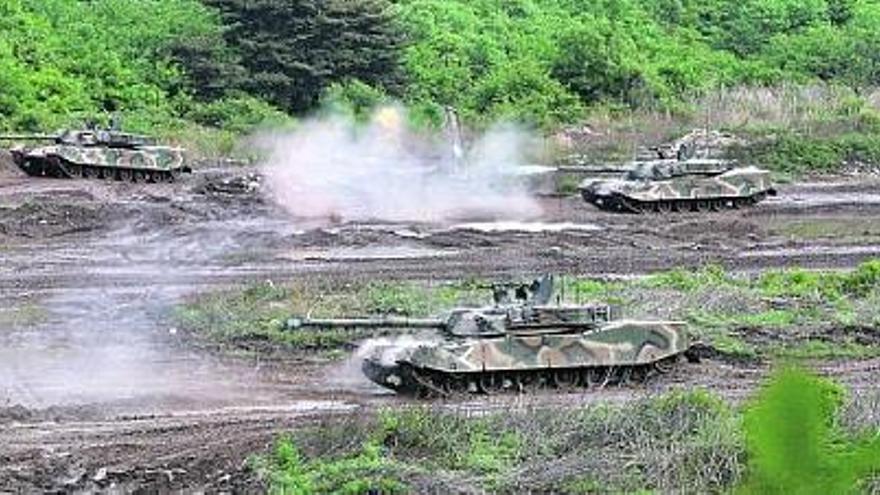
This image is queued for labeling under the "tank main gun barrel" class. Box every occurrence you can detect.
[285,316,445,331]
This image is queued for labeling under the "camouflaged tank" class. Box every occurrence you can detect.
[1,129,190,182]
[579,158,776,213]
[288,280,692,396]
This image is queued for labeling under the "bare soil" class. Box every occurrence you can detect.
[2,165,880,492]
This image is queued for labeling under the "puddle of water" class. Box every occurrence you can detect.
[167,400,361,418]
[774,192,880,207]
[282,245,458,261]
[450,221,602,233]
[741,244,880,258]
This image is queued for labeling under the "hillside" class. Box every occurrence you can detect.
[2,0,880,162]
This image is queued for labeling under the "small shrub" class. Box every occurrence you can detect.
[266,437,407,495]
[841,259,880,297]
[737,367,880,494]
[364,283,432,316]
[644,264,736,292]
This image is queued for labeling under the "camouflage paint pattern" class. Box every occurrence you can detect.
[5,129,189,181]
[579,160,776,213]
[403,320,687,373]
[358,303,691,394]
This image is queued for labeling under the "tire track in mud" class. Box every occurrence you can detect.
[3,174,880,491]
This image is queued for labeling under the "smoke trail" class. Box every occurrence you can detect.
[259,106,541,223]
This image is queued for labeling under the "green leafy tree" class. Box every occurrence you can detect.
[0,0,234,131]
[205,0,402,114]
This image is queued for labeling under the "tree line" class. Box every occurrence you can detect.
[1,0,878,134]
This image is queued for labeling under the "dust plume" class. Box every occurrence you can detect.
[325,333,438,391]
[259,106,542,223]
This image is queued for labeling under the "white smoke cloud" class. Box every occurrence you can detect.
[259,106,541,223]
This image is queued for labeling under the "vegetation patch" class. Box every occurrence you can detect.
[0,302,48,329]
[177,261,880,361]
[173,279,488,358]
[571,260,880,360]
[256,369,880,493]
[770,217,880,241]
[9,0,880,169]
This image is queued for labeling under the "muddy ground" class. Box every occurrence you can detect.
[2,152,880,492]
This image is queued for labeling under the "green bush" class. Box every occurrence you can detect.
[187,94,290,134]
[737,367,880,494]
[733,131,880,175]
[320,80,391,122]
[266,438,407,495]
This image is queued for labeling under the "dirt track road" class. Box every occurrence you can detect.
[3,166,880,492]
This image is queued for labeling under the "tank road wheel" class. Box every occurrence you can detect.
[628,201,649,214]
[441,375,467,395]
[514,373,544,393]
[732,198,748,209]
[552,369,580,391]
[583,367,611,389]
[133,170,149,183]
[118,169,133,182]
[656,201,673,214]
[67,164,83,178]
[620,366,650,386]
[653,356,679,374]
[477,372,510,394]
[693,199,710,213]
[148,170,165,183]
[409,368,443,398]
[709,199,723,212]
[82,166,99,179]
[103,168,117,181]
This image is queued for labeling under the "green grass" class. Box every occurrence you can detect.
[771,218,880,241]
[258,389,743,493]
[173,279,489,356]
[257,371,880,493]
[572,260,880,361]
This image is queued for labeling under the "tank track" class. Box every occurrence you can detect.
[389,357,682,398]
[17,156,183,183]
[585,190,775,214]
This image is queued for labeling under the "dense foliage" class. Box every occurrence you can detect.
[203,0,403,113]
[395,0,880,125]
[3,0,880,139]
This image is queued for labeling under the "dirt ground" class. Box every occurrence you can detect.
[3,153,880,492]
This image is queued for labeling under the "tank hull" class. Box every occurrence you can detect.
[11,143,189,182]
[362,320,691,396]
[580,166,776,213]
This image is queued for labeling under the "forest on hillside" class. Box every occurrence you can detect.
[2,0,879,151]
